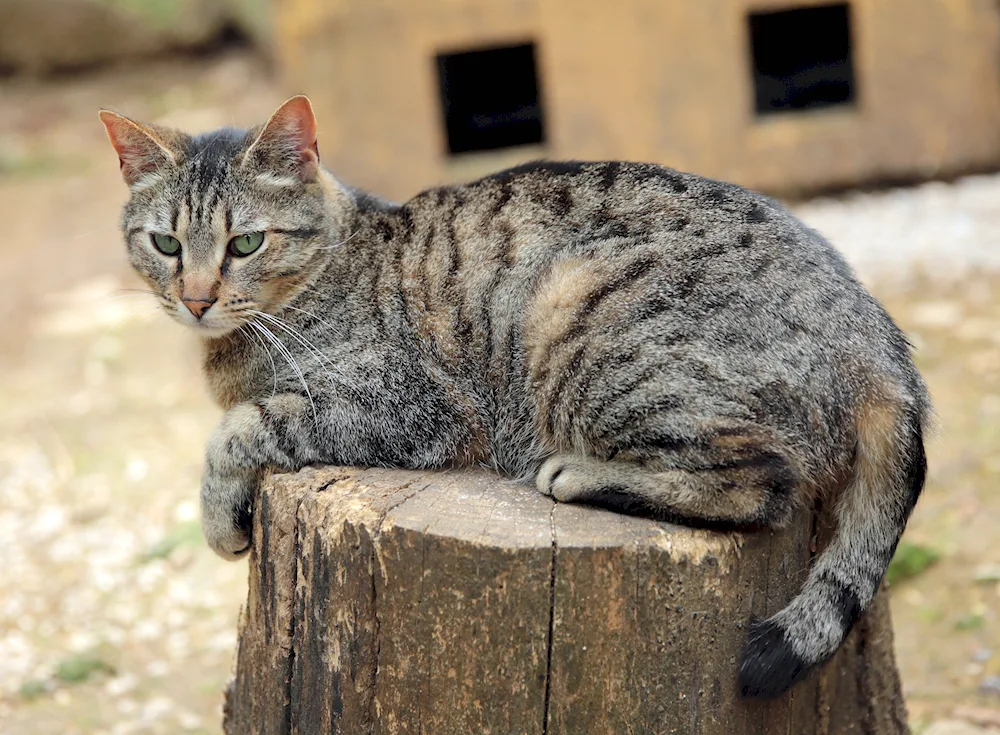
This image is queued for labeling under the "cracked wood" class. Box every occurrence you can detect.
[224,466,909,735]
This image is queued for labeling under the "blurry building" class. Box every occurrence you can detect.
[274,0,1000,200]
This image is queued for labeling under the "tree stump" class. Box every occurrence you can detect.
[223,466,909,735]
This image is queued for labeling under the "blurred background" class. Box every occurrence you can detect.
[2,1,1000,733]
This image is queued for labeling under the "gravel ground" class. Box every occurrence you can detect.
[0,52,280,735]
[795,176,1000,284]
[2,51,1000,734]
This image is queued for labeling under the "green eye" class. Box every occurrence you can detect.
[150,233,181,256]
[228,232,265,256]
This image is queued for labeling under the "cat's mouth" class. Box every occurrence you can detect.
[172,301,246,338]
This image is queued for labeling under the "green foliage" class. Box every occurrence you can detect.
[0,149,90,179]
[954,613,985,631]
[916,606,944,623]
[100,0,180,26]
[55,653,114,683]
[887,542,941,586]
[18,679,47,700]
[137,521,202,563]
[0,152,58,178]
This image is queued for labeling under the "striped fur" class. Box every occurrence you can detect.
[101,98,930,698]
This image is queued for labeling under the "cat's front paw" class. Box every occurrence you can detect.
[200,468,256,561]
[202,505,252,561]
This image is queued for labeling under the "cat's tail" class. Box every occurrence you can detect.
[738,395,927,698]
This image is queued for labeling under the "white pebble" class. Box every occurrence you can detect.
[173,500,198,523]
[104,673,138,697]
[125,458,149,483]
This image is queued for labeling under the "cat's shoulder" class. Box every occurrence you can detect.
[348,186,400,214]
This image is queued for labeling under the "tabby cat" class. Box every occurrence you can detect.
[99,96,929,698]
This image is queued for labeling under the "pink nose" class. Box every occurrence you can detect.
[182,298,216,319]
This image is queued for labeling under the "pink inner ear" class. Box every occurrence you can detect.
[259,96,320,164]
[99,112,171,185]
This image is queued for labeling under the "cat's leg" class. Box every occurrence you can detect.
[535,428,803,530]
[201,381,467,558]
[201,394,320,559]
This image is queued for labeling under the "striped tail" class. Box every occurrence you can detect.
[738,398,927,698]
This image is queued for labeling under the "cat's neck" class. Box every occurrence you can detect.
[199,329,258,409]
[270,169,364,313]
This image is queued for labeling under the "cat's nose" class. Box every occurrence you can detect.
[182,298,216,319]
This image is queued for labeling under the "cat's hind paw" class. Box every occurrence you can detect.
[536,454,597,502]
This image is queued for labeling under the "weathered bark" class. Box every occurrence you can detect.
[224,466,909,735]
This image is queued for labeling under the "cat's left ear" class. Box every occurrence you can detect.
[243,95,320,183]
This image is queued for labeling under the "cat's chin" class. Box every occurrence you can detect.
[187,322,241,340]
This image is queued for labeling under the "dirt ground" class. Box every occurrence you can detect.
[1,52,999,734]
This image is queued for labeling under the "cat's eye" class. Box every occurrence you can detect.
[228,232,265,257]
[150,233,181,256]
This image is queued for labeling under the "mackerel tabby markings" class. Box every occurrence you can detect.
[101,98,931,700]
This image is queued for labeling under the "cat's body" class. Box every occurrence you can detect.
[101,98,929,699]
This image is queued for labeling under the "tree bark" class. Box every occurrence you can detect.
[223,466,909,735]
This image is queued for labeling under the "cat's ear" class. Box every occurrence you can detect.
[243,95,320,183]
[98,111,178,188]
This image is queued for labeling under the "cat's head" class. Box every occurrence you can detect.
[99,96,350,338]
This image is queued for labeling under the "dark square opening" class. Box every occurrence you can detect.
[436,42,545,155]
[748,3,856,115]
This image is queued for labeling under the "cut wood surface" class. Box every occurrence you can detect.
[223,466,909,735]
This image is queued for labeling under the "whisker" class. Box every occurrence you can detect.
[247,320,318,427]
[191,130,226,164]
[283,304,334,326]
[240,323,279,399]
[247,310,343,386]
[72,226,117,241]
[106,291,165,302]
[90,304,161,342]
[314,227,361,251]
[285,286,343,307]
[289,287,323,300]
[255,300,340,336]
[245,311,351,410]
[246,319,342,402]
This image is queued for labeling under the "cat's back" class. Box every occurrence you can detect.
[401,160,833,272]
[379,161,912,389]
[349,160,920,472]
[397,160,872,332]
